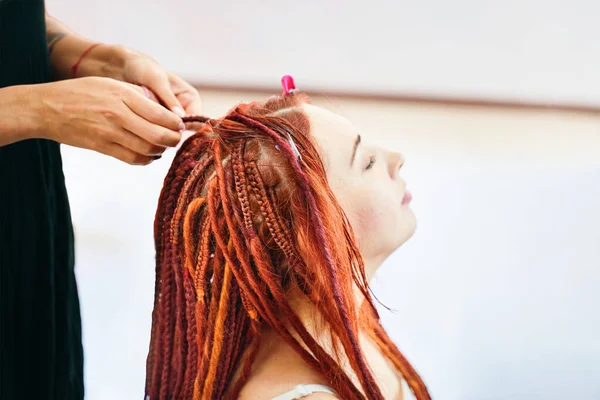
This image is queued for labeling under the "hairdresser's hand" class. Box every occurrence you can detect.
[32,77,185,165]
[115,47,203,117]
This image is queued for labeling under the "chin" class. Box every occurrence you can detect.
[370,211,417,268]
[397,208,417,246]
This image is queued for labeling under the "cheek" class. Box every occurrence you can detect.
[335,181,415,258]
[346,205,370,243]
[339,191,390,249]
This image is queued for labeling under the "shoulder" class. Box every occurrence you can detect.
[237,333,334,399]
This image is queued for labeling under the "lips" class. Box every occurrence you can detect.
[402,190,412,205]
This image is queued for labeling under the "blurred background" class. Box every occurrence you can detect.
[47,1,600,399]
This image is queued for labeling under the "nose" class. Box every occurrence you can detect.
[387,150,405,180]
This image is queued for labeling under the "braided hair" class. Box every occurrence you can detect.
[145,92,430,400]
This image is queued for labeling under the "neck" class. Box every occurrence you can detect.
[365,254,386,281]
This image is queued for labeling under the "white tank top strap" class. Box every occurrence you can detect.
[271,384,337,400]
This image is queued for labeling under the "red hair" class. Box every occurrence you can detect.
[145,92,430,400]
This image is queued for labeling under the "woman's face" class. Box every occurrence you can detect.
[303,104,416,269]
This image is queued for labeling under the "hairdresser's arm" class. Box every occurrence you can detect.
[45,14,203,116]
[45,15,124,81]
[0,78,182,164]
[0,86,38,146]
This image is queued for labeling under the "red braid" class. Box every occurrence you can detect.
[145,92,431,400]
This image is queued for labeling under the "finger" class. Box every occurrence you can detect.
[126,83,159,103]
[119,108,182,148]
[141,86,156,102]
[114,127,166,156]
[170,74,203,115]
[123,86,185,133]
[180,90,204,115]
[107,143,159,166]
[147,73,185,118]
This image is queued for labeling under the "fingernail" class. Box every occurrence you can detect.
[173,106,185,118]
[178,121,185,131]
[142,86,152,99]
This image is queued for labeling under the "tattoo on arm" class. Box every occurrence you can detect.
[47,32,66,55]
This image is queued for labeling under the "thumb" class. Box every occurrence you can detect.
[151,75,185,118]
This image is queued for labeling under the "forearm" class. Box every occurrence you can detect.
[45,14,126,80]
[0,86,43,147]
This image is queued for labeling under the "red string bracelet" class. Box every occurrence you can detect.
[71,43,102,79]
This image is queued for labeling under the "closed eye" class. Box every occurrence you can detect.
[365,155,376,170]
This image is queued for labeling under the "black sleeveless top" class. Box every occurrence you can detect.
[0,1,83,398]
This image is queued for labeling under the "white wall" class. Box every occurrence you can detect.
[47,0,600,106]
[63,89,600,399]
[376,166,600,400]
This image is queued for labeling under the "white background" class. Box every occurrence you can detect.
[376,165,600,400]
[47,0,600,105]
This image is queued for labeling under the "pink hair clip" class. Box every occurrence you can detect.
[281,75,297,95]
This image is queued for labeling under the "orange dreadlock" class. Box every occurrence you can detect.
[145,91,430,400]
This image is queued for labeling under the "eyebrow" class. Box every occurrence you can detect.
[351,134,361,166]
